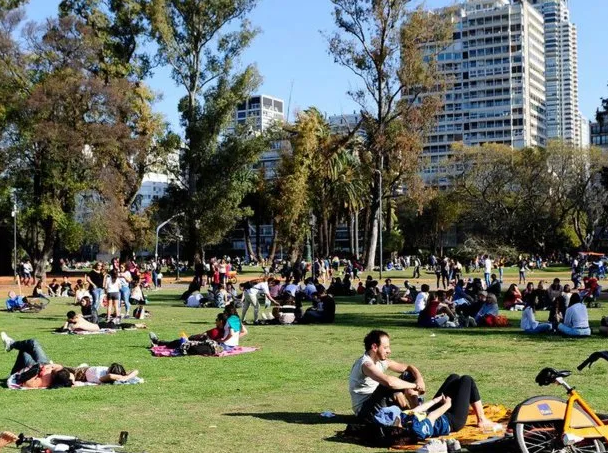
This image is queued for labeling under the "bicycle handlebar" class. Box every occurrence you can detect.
[577,351,608,371]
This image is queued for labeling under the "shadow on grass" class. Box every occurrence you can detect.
[16,316,59,322]
[224,411,354,425]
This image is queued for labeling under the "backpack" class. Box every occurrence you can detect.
[180,339,223,356]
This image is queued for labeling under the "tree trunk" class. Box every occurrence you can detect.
[323,212,330,257]
[255,219,261,260]
[289,246,299,263]
[348,213,354,257]
[364,180,381,271]
[330,215,338,252]
[243,218,258,262]
[354,210,360,260]
[385,197,393,234]
[0,225,15,275]
[361,206,370,263]
[51,233,64,274]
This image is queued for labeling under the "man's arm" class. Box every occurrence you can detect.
[386,360,425,393]
[361,361,418,391]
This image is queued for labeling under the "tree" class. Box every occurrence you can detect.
[0,13,163,277]
[60,0,177,261]
[147,0,260,260]
[453,141,608,253]
[327,0,454,270]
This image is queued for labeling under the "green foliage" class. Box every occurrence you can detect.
[327,0,455,268]
[59,0,151,79]
[452,140,608,253]
[0,13,166,272]
[147,0,261,258]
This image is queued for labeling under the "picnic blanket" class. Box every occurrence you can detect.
[150,345,258,358]
[53,329,117,335]
[336,404,511,451]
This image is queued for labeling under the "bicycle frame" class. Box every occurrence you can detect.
[557,377,608,443]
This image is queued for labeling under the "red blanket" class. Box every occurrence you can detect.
[150,345,258,357]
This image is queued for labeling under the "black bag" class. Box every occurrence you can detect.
[343,423,414,448]
[180,339,223,356]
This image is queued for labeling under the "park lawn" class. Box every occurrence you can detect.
[0,287,607,453]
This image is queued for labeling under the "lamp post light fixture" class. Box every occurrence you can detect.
[155,213,183,264]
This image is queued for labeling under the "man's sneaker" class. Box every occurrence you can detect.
[149,332,159,344]
[1,332,14,352]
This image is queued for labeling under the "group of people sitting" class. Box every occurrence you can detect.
[517,277,598,337]
[149,304,247,353]
[362,277,414,305]
[413,278,506,328]
[181,276,336,326]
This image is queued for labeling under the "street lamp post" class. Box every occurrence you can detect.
[176,233,183,281]
[155,213,183,263]
[11,199,17,283]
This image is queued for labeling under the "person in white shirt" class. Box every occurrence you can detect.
[483,255,492,289]
[349,330,425,423]
[521,301,552,334]
[103,270,121,321]
[414,284,430,313]
[557,293,590,336]
[186,292,203,308]
[240,280,278,324]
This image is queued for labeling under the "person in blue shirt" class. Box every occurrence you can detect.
[6,291,26,311]
[474,292,499,326]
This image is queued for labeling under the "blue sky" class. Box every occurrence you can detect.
[23,0,608,132]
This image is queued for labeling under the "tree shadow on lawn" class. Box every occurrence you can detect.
[224,411,355,425]
[16,316,59,322]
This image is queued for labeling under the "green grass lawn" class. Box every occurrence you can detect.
[1,283,608,452]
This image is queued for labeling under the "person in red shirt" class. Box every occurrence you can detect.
[148,313,226,348]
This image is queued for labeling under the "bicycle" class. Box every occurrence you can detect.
[509,351,608,453]
[15,431,136,453]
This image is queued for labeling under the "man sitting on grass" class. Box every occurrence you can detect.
[349,330,425,424]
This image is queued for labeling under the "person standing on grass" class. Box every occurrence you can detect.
[349,330,426,423]
[483,255,492,289]
[118,263,132,318]
[86,262,105,311]
[104,269,121,321]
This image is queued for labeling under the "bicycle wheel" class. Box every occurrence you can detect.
[515,421,606,453]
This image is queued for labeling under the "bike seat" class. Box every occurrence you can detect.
[535,368,571,386]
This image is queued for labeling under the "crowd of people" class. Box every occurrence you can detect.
[3,250,607,452]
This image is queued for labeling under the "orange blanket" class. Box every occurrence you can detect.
[390,404,512,451]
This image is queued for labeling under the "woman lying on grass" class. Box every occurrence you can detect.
[373,374,498,441]
[2,332,139,389]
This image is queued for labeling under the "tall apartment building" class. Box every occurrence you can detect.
[229,95,286,256]
[230,94,286,179]
[530,0,581,146]
[422,0,546,182]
